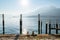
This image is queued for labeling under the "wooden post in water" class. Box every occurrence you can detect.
[46,23,48,34]
[56,22,58,34]
[49,21,51,34]
[41,21,42,34]
[2,14,5,34]
[20,14,22,34]
[38,14,40,34]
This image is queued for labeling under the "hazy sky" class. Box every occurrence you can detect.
[0,0,60,15]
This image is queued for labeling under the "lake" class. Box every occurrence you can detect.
[0,14,60,34]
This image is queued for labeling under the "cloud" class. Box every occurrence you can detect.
[39,6,60,16]
[28,6,60,16]
[24,6,60,19]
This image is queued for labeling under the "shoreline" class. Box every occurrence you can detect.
[0,34,60,38]
[0,34,60,40]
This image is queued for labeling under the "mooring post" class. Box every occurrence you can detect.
[20,14,22,34]
[2,14,5,34]
[49,23,51,34]
[38,14,40,34]
[56,23,58,34]
[41,21,42,34]
[46,23,48,34]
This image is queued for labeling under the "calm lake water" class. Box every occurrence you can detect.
[0,14,60,34]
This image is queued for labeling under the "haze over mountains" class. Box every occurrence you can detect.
[26,6,60,15]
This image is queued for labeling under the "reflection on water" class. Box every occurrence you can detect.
[0,14,60,34]
[23,29,27,34]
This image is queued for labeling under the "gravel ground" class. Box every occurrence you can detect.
[0,34,60,40]
[0,38,60,40]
